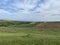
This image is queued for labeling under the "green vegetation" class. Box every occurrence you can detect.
[0,20,36,27]
[0,20,60,45]
[0,27,59,45]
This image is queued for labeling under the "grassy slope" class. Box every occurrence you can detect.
[0,20,60,45]
[0,27,60,45]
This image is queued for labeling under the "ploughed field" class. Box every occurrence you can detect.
[0,27,60,45]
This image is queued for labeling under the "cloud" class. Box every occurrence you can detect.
[0,0,60,22]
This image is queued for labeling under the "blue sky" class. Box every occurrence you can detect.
[0,0,60,22]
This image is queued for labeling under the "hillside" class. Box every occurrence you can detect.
[0,20,60,45]
[0,20,60,28]
[36,22,60,28]
[0,20,35,27]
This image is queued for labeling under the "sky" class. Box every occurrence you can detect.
[0,0,60,22]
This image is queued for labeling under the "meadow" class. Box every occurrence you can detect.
[0,20,60,45]
[0,27,60,45]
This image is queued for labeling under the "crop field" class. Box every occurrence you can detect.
[0,27,60,45]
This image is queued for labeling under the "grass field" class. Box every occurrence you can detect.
[0,27,60,45]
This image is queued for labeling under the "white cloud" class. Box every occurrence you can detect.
[0,0,60,22]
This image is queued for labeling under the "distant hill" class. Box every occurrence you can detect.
[0,20,60,28]
[36,22,60,28]
[0,20,35,27]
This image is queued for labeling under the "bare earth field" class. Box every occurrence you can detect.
[36,22,60,28]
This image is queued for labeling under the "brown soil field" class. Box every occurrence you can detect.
[36,22,60,28]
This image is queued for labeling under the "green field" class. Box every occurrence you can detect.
[0,20,60,45]
[0,27,60,45]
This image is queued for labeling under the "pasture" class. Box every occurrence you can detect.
[0,27,60,45]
